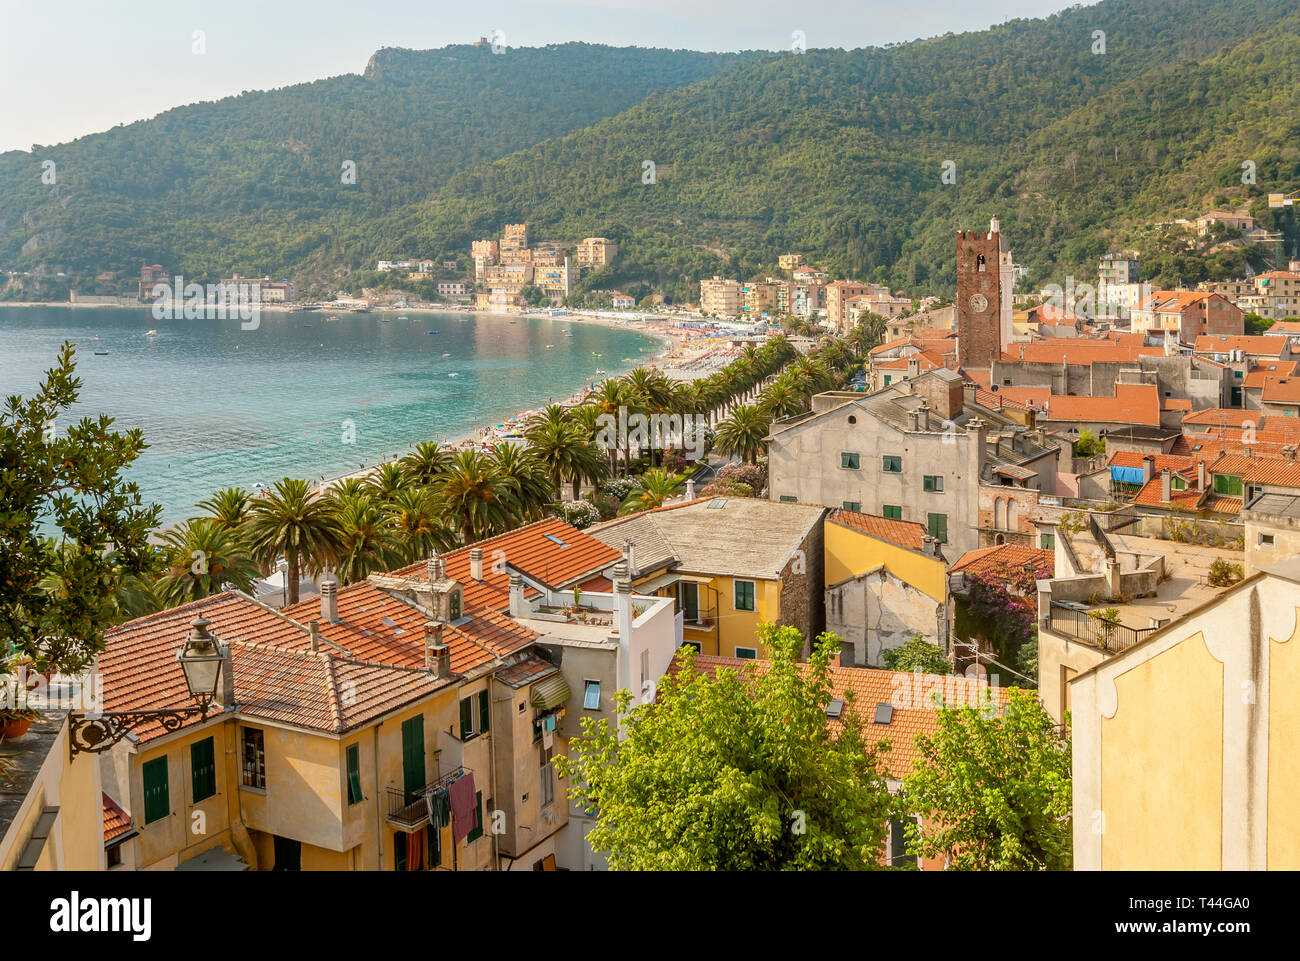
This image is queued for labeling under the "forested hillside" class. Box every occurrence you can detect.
[3,0,1298,301]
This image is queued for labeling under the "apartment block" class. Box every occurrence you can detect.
[700,276,742,317]
[576,237,618,269]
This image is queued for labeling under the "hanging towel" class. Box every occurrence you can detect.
[425,787,451,829]
[449,772,478,844]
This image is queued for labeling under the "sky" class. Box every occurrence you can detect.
[0,0,1077,154]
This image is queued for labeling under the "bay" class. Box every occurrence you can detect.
[0,305,660,525]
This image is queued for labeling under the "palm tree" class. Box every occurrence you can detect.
[759,373,807,420]
[332,476,370,500]
[366,461,407,503]
[526,419,589,494]
[196,487,252,531]
[586,378,633,476]
[384,488,455,565]
[492,443,556,521]
[155,518,261,606]
[244,478,344,605]
[400,440,451,487]
[432,450,515,545]
[331,493,398,585]
[618,468,686,515]
[713,404,772,466]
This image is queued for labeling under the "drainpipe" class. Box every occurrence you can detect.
[487,677,501,872]
[374,723,383,871]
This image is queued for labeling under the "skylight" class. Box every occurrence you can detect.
[543,533,568,546]
[826,698,844,719]
[707,498,727,509]
[874,702,894,725]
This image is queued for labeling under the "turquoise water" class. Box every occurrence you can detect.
[0,306,660,525]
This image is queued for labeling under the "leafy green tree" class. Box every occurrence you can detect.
[1072,429,1106,459]
[155,518,261,606]
[618,468,686,514]
[244,478,343,605]
[0,344,161,673]
[384,488,454,565]
[555,625,895,870]
[881,636,952,673]
[902,688,1071,870]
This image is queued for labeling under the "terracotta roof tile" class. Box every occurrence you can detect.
[1210,454,1300,488]
[1041,384,1161,426]
[1261,377,1300,405]
[949,544,1053,580]
[828,508,928,552]
[1193,335,1290,355]
[1242,361,1298,388]
[103,794,132,844]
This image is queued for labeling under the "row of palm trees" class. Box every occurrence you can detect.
[130,324,878,615]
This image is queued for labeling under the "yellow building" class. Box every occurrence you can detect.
[822,508,949,666]
[1070,557,1300,870]
[588,497,826,658]
[0,711,103,871]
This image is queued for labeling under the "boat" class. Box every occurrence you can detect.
[398,316,409,321]
[94,350,109,356]
[442,352,451,357]
[144,329,157,336]
[380,318,391,323]
[448,372,459,377]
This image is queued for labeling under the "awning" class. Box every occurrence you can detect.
[530,675,571,711]
[1110,465,1146,485]
[634,570,684,593]
[675,574,715,585]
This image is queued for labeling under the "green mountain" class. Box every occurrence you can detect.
[4,0,1299,302]
[0,43,753,288]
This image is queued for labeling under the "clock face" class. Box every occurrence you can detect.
[969,293,989,313]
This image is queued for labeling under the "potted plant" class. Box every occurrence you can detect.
[0,668,39,739]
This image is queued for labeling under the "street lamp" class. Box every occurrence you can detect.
[68,616,229,758]
[276,557,289,607]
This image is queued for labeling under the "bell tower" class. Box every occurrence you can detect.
[956,219,1007,370]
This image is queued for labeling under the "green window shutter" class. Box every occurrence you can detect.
[190,737,216,803]
[734,580,755,611]
[467,791,484,842]
[393,832,407,872]
[779,495,796,503]
[928,513,948,544]
[401,716,425,795]
[843,501,860,512]
[459,697,473,740]
[346,744,363,805]
[1041,532,1056,551]
[142,756,170,824]
[923,475,934,492]
[883,505,902,520]
[840,452,860,469]
[479,690,490,734]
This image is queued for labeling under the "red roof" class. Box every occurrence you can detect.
[103,794,132,844]
[1002,340,1163,365]
[1042,383,1161,426]
[1109,451,1197,474]
[949,544,1053,581]
[1261,377,1300,405]
[667,654,1011,780]
[828,508,929,553]
[1242,361,1298,388]
[1132,476,1205,510]
[1193,335,1290,355]
[1211,454,1300,488]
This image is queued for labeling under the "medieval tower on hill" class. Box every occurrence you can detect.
[956,217,1015,370]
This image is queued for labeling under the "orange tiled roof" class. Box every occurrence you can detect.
[1266,320,1300,333]
[1109,451,1197,473]
[390,518,621,611]
[1210,454,1300,488]
[103,794,132,844]
[1001,340,1163,365]
[667,654,1011,780]
[1132,477,1205,510]
[948,544,1053,580]
[100,592,460,742]
[828,508,929,553]
[1261,377,1300,405]
[994,385,1051,408]
[1242,361,1298,388]
[1193,335,1290,355]
[1041,383,1161,426]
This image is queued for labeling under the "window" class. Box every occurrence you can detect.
[1260,532,1276,547]
[883,505,903,520]
[883,374,892,386]
[394,829,434,872]
[843,500,861,512]
[449,590,461,621]
[923,475,943,493]
[840,452,860,470]
[1234,369,1244,379]
[241,727,265,790]
[1041,532,1056,551]
[927,513,948,544]
[735,646,758,659]
[583,680,601,710]
[1171,476,1187,491]
[142,756,170,824]
[540,746,555,808]
[106,846,123,868]
[888,819,919,868]
[882,455,902,473]
[779,495,797,502]
[346,744,363,805]
[459,691,489,740]
[677,580,700,621]
[190,737,216,803]
[401,716,426,795]
[1214,474,1243,496]
[734,580,756,612]
[467,791,484,842]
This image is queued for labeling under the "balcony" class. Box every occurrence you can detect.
[1046,602,1157,653]
[386,766,465,832]
[681,605,719,632]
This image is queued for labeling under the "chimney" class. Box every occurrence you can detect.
[1142,454,1155,483]
[424,622,451,678]
[685,478,696,499]
[508,572,526,618]
[908,407,921,431]
[308,620,322,652]
[1160,469,1172,503]
[917,398,931,431]
[1197,460,1207,490]
[469,547,484,581]
[320,575,339,624]
[922,534,940,558]
[908,356,920,378]
[611,561,632,640]
[623,538,637,578]
[427,553,443,581]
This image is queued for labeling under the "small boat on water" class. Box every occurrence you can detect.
[94,350,109,356]
[442,352,451,357]
[144,329,157,336]
[398,316,409,321]
[448,372,459,377]
[380,318,391,323]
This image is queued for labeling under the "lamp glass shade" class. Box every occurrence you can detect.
[177,636,224,701]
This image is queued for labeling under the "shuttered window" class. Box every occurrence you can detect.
[190,737,216,803]
[401,716,425,795]
[142,756,170,824]
[478,690,490,735]
[467,791,484,842]
[346,744,363,805]
[927,513,948,544]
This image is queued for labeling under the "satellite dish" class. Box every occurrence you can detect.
[964,662,988,679]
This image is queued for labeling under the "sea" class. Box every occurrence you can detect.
[0,305,660,526]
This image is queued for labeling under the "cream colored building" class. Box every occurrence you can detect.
[1071,558,1300,869]
[576,237,618,269]
[700,276,742,318]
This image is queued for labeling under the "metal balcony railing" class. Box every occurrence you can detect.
[1046,603,1156,653]
[386,766,466,830]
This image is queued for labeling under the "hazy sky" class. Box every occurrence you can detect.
[0,0,1076,154]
